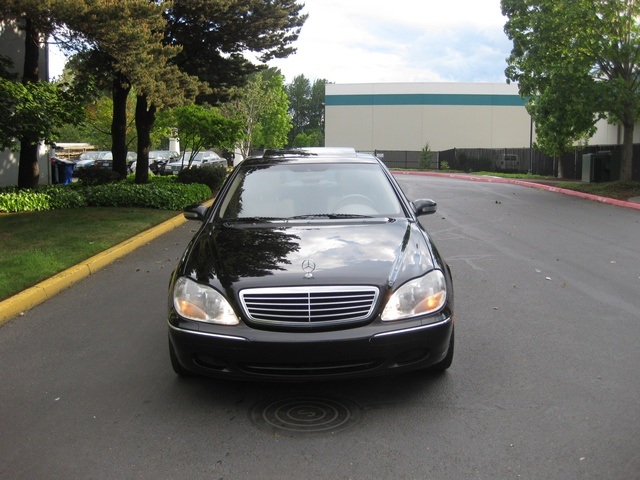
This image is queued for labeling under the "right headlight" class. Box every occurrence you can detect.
[173,277,239,325]
[381,270,447,321]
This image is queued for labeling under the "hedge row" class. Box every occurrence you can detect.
[0,169,220,213]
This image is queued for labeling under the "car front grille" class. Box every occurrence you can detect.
[239,286,379,327]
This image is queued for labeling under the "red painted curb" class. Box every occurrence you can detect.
[393,171,640,211]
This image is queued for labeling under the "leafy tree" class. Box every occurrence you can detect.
[308,78,328,144]
[0,78,84,150]
[0,0,71,188]
[254,72,291,151]
[222,68,291,159]
[291,131,320,148]
[61,0,202,183]
[169,104,242,165]
[286,74,311,145]
[285,74,328,147]
[502,0,640,181]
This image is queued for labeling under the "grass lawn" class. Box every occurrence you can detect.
[0,207,179,301]
[471,171,640,201]
[554,180,640,201]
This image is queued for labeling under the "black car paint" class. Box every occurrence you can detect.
[168,154,454,381]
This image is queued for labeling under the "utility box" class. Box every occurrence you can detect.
[582,152,619,183]
[496,153,519,171]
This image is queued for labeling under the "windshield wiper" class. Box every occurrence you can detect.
[287,213,373,219]
[224,216,285,223]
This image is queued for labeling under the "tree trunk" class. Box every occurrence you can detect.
[17,17,41,190]
[111,73,131,179]
[134,95,155,184]
[620,110,634,182]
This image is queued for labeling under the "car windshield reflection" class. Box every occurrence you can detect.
[217,163,403,220]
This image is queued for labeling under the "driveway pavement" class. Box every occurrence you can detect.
[1,173,637,325]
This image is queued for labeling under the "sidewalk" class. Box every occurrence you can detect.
[1,173,638,325]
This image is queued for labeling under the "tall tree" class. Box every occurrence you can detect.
[286,74,311,145]
[62,0,202,182]
[255,70,291,151]
[502,0,640,181]
[222,68,290,159]
[165,0,307,104]
[0,0,64,188]
[285,75,328,147]
[307,78,328,145]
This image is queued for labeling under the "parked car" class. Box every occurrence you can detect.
[160,150,226,175]
[128,151,178,174]
[147,150,180,174]
[74,151,137,175]
[75,151,101,163]
[73,151,112,175]
[168,148,455,381]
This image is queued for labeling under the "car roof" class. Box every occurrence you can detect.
[247,148,380,166]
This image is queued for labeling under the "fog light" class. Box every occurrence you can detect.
[394,348,428,365]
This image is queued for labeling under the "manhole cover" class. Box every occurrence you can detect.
[250,395,364,437]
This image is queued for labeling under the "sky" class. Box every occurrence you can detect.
[269,0,512,84]
[49,0,513,85]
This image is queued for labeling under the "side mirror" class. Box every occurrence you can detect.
[412,199,437,216]
[183,204,208,222]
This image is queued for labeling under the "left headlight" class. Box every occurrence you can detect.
[381,269,447,321]
[173,277,239,325]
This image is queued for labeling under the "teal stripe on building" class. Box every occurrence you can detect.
[325,93,526,107]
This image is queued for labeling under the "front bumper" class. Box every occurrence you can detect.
[168,312,453,381]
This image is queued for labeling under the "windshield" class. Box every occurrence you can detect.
[217,162,403,220]
[79,152,100,160]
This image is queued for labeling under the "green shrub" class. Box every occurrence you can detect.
[79,182,212,210]
[0,185,85,212]
[1,178,211,213]
[177,165,227,193]
[0,189,50,213]
[419,142,433,170]
[39,185,87,209]
[76,167,122,185]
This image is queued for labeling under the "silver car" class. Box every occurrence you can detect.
[162,151,226,175]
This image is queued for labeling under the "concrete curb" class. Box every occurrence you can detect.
[0,214,189,326]
[394,171,640,211]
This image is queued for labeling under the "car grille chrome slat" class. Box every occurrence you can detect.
[240,286,379,326]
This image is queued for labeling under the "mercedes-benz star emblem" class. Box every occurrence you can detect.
[302,259,316,279]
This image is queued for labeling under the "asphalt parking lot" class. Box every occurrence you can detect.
[1,174,639,479]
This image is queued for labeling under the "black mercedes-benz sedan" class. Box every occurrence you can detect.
[168,148,454,381]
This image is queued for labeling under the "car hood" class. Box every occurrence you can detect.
[181,219,437,293]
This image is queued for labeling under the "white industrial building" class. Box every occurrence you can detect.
[324,82,638,153]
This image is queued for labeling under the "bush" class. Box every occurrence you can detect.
[79,182,212,210]
[177,165,227,193]
[0,188,50,213]
[419,142,433,170]
[76,167,122,185]
[0,178,211,213]
[39,185,87,209]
